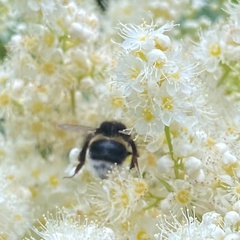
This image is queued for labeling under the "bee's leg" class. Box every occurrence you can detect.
[129,139,139,171]
[64,133,93,178]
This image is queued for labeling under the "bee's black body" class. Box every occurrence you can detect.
[66,121,139,179]
[90,139,129,165]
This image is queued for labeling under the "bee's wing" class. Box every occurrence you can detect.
[57,124,96,133]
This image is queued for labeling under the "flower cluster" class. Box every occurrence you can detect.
[27,208,115,240]
[155,209,240,239]
[0,0,240,239]
[0,161,33,239]
[112,20,211,151]
[88,168,148,223]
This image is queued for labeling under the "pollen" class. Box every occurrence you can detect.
[31,102,44,114]
[176,189,191,205]
[134,51,147,61]
[111,97,124,108]
[123,6,133,16]
[120,193,129,208]
[134,180,148,195]
[49,175,59,187]
[143,108,155,122]
[155,59,165,68]
[32,168,41,178]
[14,214,23,221]
[29,186,38,198]
[137,230,150,240]
[207,138,215,146]
[25,36,36,48]
[139,35,147,42]
[0,93,10,106]
[43,32,55,47]
[162,97,173,110]
[222,162,238,176]
[208,43,221,57]
[6,175,14,180]
[147,154,157,166]
[41,62,55,75]
[154,38,169,51]
[170,72,180,79]
[234,185,240,197]
[0,76,7,84]
[31,121,43,133]
[0,149,6,158]
[130,67,140,79]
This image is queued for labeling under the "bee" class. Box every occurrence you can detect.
[58,121,139,179]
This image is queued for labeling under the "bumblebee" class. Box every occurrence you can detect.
[59,121,139,179]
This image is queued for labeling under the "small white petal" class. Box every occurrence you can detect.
[69,148,81,163]
[157,155,174,172]
[224,233,240,240]
[224,211,240,225]
[185,156,202,175]
[222,151,237,164]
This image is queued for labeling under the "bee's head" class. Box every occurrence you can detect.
[96,121,127,137]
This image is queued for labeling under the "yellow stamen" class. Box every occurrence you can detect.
[162,97,173,110]
[41,62,55,75]
[0,93,10,106]
[31,121,43,133]
[111,97,124,108]
[43,32,55,47]
[49,175,59,187]
[176,189,191,204]
[234,185,240,196]
[130,67,140,79]
[222,162,238,176]
[31,102,44,114]
[121,193,129,208]
[143,108,154,122]
[134,181,148,195]
[137,230,150,240]
[32,168,41,178]
[14,214,23,221]
[209,43,221,57]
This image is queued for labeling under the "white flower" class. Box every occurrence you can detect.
[29,208,115,240]
[155,210,225,240]
[117,23,155,51]
[88,168,147,223]
[0,162,33,239]
[114,20,209,142]
[192,28,225,73]
[160,179,212,217]
[133,103,164,138]
[115,55,148,96]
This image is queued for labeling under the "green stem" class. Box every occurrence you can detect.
[217,64,231,87]
[164,125,179,178]
[70,88,76,116]
[164,125,174,159]
[143,192,164,210]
